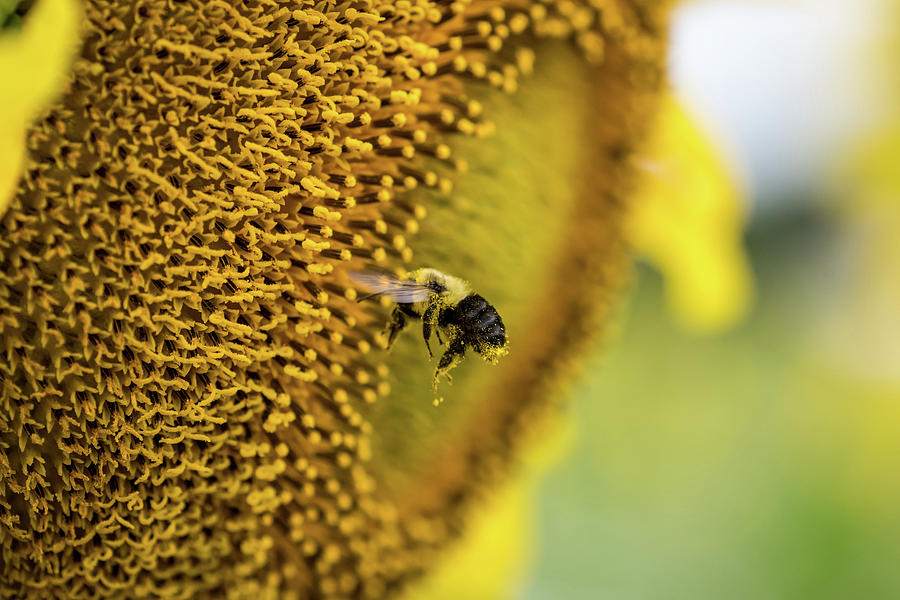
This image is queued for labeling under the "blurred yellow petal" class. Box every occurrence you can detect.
[0,130,26,216]
[626,93,754,334]
[813,0,900,380]
[405,418,574,600]
[817,126,900,381]
[0,0,81,214]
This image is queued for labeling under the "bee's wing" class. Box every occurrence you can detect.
[349,270,432,303]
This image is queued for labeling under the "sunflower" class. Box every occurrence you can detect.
[0,0,668,597]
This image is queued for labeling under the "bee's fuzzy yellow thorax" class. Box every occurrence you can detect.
[411,268,471,306]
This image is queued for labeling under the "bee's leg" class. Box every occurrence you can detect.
[384,304,420,349]
[385,306,409,349]
[433,338,466,389]
[429,303,444,345]
[422,300,439,359]
[398,304,421,319]
[422,323,433,359]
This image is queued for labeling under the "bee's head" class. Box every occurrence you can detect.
[426,280,447,295]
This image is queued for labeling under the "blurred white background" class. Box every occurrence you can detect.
[669,0,889,208]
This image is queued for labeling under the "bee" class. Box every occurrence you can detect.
[350,268,508,387]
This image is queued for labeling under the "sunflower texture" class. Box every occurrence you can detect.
[0,0,668,598]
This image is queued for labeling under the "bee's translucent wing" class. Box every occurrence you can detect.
[349,271,432,303]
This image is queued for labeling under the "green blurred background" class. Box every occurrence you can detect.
[523,1,900,598]
[526,217,900,598]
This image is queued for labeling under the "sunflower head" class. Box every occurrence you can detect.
[0,0,668,597]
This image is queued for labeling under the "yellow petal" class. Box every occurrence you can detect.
[0,125,26,210]
[0,0,82,214]
[819,126,900,379]
[626,93,754,334]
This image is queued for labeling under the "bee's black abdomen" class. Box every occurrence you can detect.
[445,294,506,351]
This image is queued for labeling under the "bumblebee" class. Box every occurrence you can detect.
[350,268,508,387]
